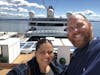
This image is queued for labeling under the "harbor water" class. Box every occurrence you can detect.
[0,19,100,37]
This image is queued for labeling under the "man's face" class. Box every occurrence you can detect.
[67,15,92,48]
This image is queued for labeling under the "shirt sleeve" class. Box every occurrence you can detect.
[82,52,100,75]
[7,64,28,75]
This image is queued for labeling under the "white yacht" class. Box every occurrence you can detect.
[25,6,74,65]
[26,6,67,38]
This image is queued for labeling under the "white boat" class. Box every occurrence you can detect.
[26,6,67,38]
[24,6,74,65]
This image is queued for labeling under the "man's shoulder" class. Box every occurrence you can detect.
[88,37,100,55]
[94,37,100,41]
[90,37,100,48]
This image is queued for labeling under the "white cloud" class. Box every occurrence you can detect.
[55,14,66,18]
[0,1,10,6]
[67,10,100,21]
[36,14,46,18]
[0,11,28,19]
[4,0,25,3]
[17,7,28,12]
[0,12,8,15]
[84,10,94,15]
[0,0,45,19]
[0,7,17,12]
[90,14,100,21]
[0,0,100,20]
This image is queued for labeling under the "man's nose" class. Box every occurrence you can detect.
[44,52,49,57]
[74,28,78,32]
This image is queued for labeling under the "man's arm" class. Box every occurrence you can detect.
[82,52,100,75]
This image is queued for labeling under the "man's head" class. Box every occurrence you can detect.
[67,13,93,48]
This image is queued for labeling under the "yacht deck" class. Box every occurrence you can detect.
[0,51,35,75]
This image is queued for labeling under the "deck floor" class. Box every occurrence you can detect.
[0,51,35,75]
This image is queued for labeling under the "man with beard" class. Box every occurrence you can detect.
[62,13,100,75]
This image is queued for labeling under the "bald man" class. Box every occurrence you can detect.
[62,13,100,75]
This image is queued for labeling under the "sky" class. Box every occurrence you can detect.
[0,0,100,20]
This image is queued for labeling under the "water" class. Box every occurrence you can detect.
[0,19,30,33]
[92,22,100,37]
[0,19,100,37]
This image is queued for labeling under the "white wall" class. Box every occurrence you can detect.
[57,46,70,65]
[0,38,20,63]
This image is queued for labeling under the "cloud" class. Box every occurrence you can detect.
[67,10,100,21]
[4,0,45,9]
[36,14,46,18]
[0,11,28,19]
[0,0,100,20]
[55,15,66,18]
[17,7,28,12]
[0,0,45,19]
[0,7,17,12]
[84,10,94,15]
